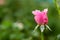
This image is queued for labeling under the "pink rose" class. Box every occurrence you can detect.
[32,9,48,25]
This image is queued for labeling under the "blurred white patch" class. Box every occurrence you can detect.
[32,31,39,37]
[40,25,45,32]
[13,22,24,30]
[57,34,60,40]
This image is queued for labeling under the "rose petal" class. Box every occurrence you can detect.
[32,10,41,15]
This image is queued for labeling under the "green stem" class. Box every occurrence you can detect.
[53,0,60,15]
[41,32,44,40]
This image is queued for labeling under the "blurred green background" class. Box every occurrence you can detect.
[0,0,60,40]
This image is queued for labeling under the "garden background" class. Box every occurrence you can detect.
[0,0,60,40]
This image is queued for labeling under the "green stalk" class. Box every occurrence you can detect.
[53,0,60,15]
[41,32,44,40]
[40,25,44,40]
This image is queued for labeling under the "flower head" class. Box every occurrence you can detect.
[32,9,48,25]
[32,8,52,32]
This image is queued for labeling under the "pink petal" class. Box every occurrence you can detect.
[34,15,44,25]
[32,8,48,25]
[44,8,48,13]
[43,16,48,24]
[32,10,41,16]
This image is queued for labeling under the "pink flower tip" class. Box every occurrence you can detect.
[32,8,48,25]
[32,10,41,16]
